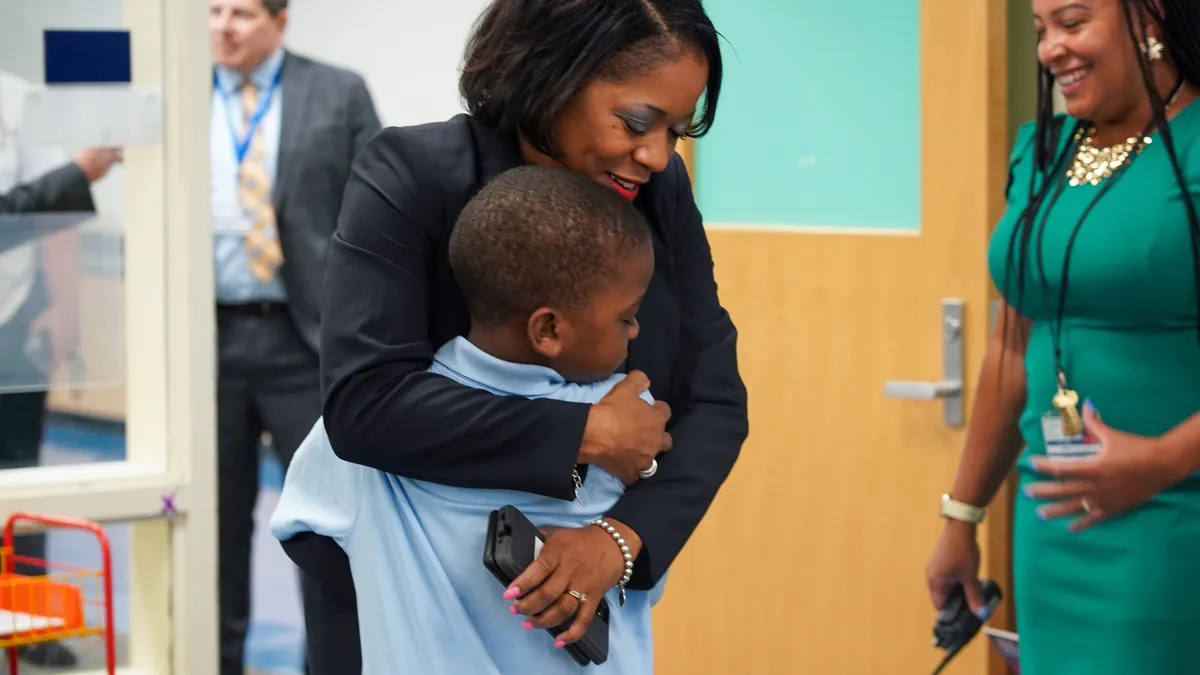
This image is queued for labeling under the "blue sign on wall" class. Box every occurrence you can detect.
[44,30,132,84]
[695,1,921,230]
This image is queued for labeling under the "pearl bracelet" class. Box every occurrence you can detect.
[590,518,633,605]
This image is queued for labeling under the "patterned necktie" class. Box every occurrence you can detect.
[238,81,284,282]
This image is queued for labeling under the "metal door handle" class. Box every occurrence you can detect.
[883,380,962,400]
[883,299,965,427]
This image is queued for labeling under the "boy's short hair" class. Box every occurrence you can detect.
[449,165,652,327]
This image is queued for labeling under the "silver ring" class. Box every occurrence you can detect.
[638,459,658,479]
[567,590,587,603]
[1081,498,1092,514]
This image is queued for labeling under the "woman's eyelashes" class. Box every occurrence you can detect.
[617,113,654,136]
[618,115,697,140]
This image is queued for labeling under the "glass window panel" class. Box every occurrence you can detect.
[0,0,164,475]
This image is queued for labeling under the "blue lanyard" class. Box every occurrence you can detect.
[215,68,282,167]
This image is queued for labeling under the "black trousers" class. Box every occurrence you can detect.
[284,534,363,675]
[0,390,48,576]
[216,303,322,675]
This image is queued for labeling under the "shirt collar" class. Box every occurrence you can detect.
[214,46,285,94]
[432,337,564,398]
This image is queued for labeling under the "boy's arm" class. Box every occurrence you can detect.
[269,425,365,547]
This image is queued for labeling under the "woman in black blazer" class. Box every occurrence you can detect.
[284,0,748,671]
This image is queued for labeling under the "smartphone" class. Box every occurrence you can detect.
[483,504,609,666]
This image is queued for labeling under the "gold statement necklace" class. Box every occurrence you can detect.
[1065,127,1152,187]
[1066,87,1182,188]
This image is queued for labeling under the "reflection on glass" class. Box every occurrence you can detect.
[0,156,126,470]
[0,0,133,479]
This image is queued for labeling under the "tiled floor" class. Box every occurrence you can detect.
[2,418,305,675]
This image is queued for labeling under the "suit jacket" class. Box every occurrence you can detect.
[0,163,91,217]
[262,51,381,350]
[313,114,749,590]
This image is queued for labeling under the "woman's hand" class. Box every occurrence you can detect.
[503,520,640,646]
[1027,401,1192,532]
[579,371,672,485]
[926,520,991,618]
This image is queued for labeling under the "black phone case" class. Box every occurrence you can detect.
[483,505,610,666]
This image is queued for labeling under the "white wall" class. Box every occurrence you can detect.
[0,0,124,82]
[284,0,492,128]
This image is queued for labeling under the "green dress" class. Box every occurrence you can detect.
[988,102,1200,675]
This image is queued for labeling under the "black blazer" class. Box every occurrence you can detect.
[315,113,748,589]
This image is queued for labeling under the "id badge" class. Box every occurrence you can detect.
[1041,411,1100,458]
[211,198,253,235]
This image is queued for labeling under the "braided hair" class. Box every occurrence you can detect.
[1001,0,1200,354]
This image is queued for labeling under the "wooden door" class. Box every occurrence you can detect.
[652,1,1014,673]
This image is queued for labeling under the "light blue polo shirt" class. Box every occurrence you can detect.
[270,337,664,674]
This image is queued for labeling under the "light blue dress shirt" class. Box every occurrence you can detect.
[271,337,665,675]
[211,47,287,303]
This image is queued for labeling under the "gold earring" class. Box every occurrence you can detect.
[1142,36,1165,62]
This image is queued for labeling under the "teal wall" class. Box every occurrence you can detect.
[695,1,922,230]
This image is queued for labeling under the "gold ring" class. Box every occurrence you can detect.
[1081,498,1092,513]
[567,590,587,603]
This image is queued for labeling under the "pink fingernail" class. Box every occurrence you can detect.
[503,587,521,600]
[523,621,534,630]
[509,605,517,615]
[554,641,566,649]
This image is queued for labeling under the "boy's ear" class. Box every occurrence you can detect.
[527,307,563,359]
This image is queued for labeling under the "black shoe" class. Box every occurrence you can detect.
[18,642,78,667]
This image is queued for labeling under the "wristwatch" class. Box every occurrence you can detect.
[940,493,985,524]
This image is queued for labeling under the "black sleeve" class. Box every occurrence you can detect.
[319,130,587,499]
[0,164,93,215]
[606,155,749,589]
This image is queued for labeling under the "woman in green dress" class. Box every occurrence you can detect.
[926,0,1200,672]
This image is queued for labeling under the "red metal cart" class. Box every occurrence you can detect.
[0,512,115,674]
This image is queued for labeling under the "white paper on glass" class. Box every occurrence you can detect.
[17,84,162,148]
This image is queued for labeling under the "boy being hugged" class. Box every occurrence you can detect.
[272,165,666,674]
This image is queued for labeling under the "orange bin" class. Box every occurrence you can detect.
[0,569,87,632]
[1,512,114,675]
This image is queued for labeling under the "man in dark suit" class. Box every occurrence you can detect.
[208,1,381,673]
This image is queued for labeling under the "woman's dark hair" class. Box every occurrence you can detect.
[1000,0,1200,361]
[459,0,723,158]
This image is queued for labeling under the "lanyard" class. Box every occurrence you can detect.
[1035,77,1184,392]
[215,67,282,167]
